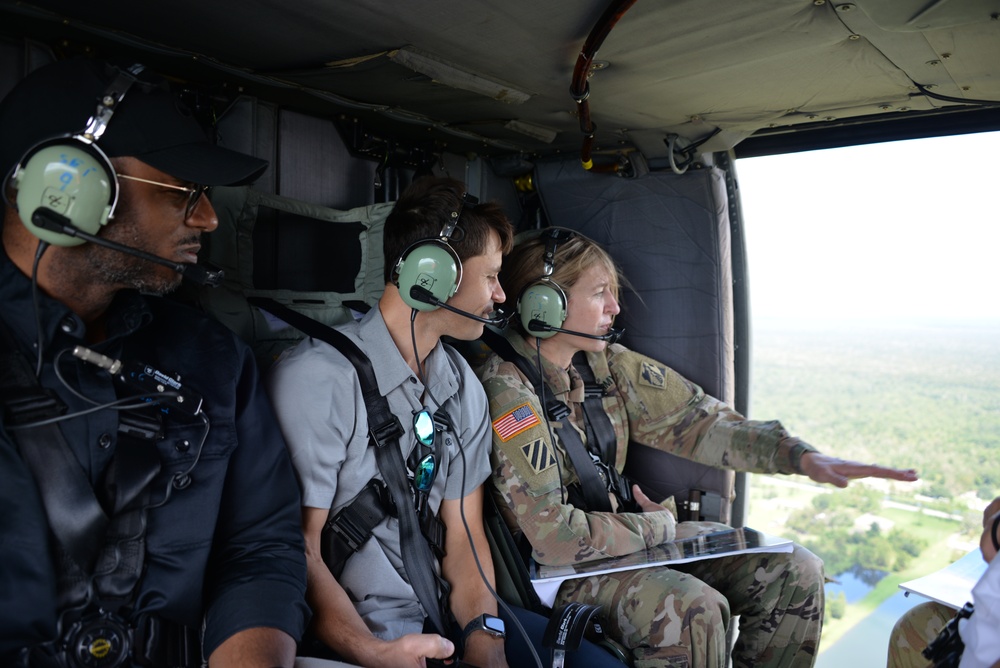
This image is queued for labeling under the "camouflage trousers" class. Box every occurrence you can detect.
[886,601,953,668]
[554,528,824,668]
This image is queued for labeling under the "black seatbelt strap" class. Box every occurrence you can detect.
[249,297,448,634]
[479,328,570,422]
[573,352,637,510]
[479,329,613,513]
[321,479,391,579]
[0,325,109,573]
[555,420,614,513]
[573,351,617,467]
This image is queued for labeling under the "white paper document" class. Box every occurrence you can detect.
[898,549,988,610]
[530,527,795,607]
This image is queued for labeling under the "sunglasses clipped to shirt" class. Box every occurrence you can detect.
[412,408,437,493]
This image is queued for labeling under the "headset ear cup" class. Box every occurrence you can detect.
[12,139,117,247]
[518,280,567,338]
[395,240,462,311]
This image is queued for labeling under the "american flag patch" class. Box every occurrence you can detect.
[492,403,541,442]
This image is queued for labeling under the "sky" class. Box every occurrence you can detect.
[736,131,1000,322]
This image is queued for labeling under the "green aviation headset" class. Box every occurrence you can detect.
[394,192,478,311]
[8,69,137,247]
[517,227,576,338]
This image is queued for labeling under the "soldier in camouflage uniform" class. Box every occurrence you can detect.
[887,601,953,668]
[478,229,919,668]
[887,496,1000,668]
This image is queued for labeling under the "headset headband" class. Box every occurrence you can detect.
[81,69,138,143]
[440,191,479,241]
[541,227,575,277]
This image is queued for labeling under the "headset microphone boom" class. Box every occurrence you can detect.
[526,318,623,344]
[31,208,224,287]
[408,284,509,326]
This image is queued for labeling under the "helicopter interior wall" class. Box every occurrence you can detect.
[534,161,735,404]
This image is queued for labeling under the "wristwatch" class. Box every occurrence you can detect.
[462,613,506,641]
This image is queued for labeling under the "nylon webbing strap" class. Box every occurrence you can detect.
[556,423,613,513]
[479,328,569,421]
[0,325,109,572]
[370,415,448,633]
[322,480,389,579]
[479,329,612,513]
[573,351,617,467]
[543,602,607,668]
[249,297,447,634]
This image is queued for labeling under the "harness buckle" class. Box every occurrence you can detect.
[370,416,405,449]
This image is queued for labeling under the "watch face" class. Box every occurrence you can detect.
[483,615,505,635]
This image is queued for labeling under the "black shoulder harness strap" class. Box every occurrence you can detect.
[572,351,618,469]
[0,319,162,613]
[573,351,637,512]
[249,296,448,634]
[0,323,109,574]
[479,328,613,513]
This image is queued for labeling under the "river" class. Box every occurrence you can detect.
[816,591,927,667]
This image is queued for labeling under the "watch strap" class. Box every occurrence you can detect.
[463,613,505,640]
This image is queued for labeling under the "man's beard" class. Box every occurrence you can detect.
[82,209,189,296]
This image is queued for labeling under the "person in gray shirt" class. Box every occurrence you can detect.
[269,178,623,668]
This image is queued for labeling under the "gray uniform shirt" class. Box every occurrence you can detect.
[267,306,492,640]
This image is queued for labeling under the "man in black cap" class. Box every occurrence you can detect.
[0,58,309,667]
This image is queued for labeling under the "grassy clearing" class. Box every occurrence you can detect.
[817,520,960,648]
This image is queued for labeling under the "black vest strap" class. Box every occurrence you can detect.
[479,329,612,513]
[249,297,449,635]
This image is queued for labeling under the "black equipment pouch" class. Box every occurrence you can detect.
[922,601,973,668]
[321,479,392,579]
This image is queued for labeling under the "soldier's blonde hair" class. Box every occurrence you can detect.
[501,229,621,332]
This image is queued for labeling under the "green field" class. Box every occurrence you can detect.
[749,317,1000,501]
[744,317,1000,651]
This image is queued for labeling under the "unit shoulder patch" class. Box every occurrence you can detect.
[639,361,667,389]
[520,438,556,475]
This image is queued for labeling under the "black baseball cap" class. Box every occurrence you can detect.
[0,58,267,186]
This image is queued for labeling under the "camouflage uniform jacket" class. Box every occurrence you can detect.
[477,330,817,567]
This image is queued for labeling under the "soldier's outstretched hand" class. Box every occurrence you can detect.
[799,452,918,489]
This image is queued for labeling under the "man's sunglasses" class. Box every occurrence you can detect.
[412,409,437,493]
[117,173,211,220]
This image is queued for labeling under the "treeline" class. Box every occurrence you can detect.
[750,320,1000,502]
[784,488,926,576]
